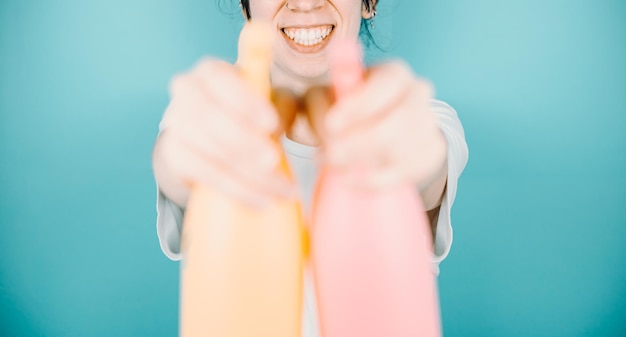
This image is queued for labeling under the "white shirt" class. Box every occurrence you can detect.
[154,99,468,337]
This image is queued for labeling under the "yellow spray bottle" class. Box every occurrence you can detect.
[179,21,304,337]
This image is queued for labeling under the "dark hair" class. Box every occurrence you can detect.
[237,0,380,49]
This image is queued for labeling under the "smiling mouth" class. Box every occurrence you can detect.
[281,25,335,47]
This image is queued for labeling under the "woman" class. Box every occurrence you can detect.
[152,0,468,335]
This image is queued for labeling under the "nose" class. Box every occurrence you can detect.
[285,0,325,12]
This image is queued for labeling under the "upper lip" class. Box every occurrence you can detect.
[280,23,335,29]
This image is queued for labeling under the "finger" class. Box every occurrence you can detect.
[168,78,282,173]
[324,102,406,169]
[166,136,296,208]
[169,111,298,202]
[338,125,446,191]
[349,164,405,191]
[161,135,270,208]
[325,61,417,135]
[325,79,436,166]
[172,110,281,175]
[223,152,299,203]
[191,59,278,132]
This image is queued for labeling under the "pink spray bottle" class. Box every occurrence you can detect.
[309,39,443,337]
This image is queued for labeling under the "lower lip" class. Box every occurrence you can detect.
[281,27,335,54]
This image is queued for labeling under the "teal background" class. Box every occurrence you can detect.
[1,0,624,336]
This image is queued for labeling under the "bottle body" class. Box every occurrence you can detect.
[178,21,304,337]
[312,171,441,337]
[309,37,442,337]
[179,159,304,337]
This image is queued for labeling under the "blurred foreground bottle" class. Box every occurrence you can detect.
[179,21,304,337]
[308,39,442,337]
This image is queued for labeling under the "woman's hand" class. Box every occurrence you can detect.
[320,60,448,209]
[152,59,297,209]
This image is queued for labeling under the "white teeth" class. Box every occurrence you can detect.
[283,26,333,46]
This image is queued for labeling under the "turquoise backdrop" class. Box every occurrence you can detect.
[1,0,624,336]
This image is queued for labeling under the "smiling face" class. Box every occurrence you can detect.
[245,0,371,89]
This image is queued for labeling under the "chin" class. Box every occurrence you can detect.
[272,57,331,88]
[292,62,330,80]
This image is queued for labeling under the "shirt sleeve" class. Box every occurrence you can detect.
[156,187,184,261]
[155,113,184,261]
[429,99,469,274]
